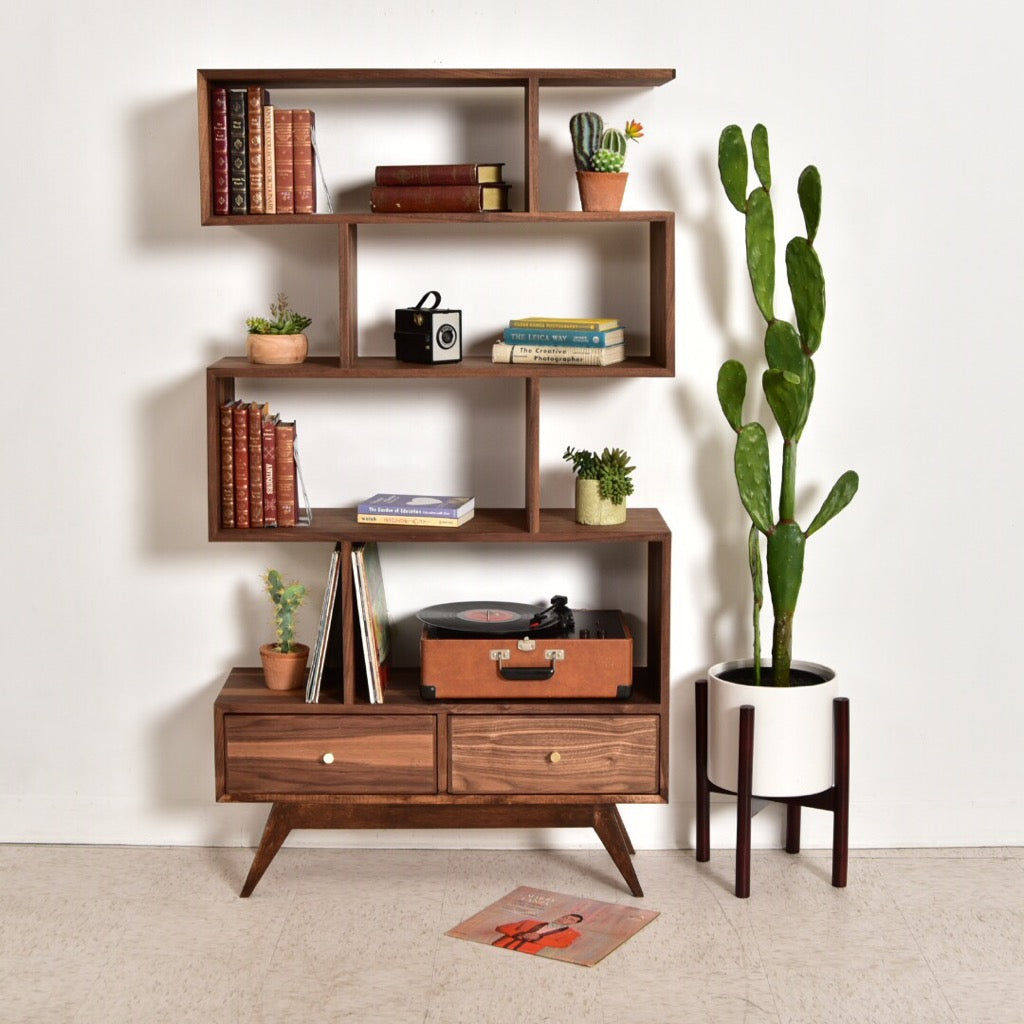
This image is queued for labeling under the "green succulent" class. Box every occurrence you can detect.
[262,568,307,653]
[716,124,858,687]
[563,445,636,505]
[246,293,312,335]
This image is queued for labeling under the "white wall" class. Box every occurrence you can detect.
[3,0,1021,852]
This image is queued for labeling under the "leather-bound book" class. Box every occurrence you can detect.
[275,420,297,527]
[211,88,230,216]
[246,87,270,214]
[273,109,294,214]
[227,88,248,214]
[247,402,267,527]
[231,401,250,527]
[262,413,279,527]
[292,109,316,213]
[219,399,236,527]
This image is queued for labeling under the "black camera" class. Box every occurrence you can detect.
[394,291,462,364]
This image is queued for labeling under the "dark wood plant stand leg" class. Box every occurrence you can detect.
[694,678,850,898]
[240,802,643,898]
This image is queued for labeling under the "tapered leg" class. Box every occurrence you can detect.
[695,679,711,862]
[593,806,643,897]
[786,804,802,854]
[832,697,850,887]
[608,805,636,855]
[240,803,294,898]
[735,704,754,898]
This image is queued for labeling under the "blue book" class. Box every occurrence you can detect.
[501,326,624,348]
[357,493,474,518]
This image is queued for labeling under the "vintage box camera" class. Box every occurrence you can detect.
[394,291,462,364]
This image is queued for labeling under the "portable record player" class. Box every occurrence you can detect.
[418,595,633,700]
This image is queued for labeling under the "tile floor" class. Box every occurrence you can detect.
[0,842,1021,1023]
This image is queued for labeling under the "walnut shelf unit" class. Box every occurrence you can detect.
[200,67,675,897]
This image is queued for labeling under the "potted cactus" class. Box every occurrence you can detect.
[259,568,309,690]
[246,292,311,365]
[563,445,635,525]
[708,124,859,797]
[569,112,643,211]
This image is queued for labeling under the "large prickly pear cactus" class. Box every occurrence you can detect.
[716,124,859,686]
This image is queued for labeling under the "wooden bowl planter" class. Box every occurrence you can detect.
[247,332,308,365]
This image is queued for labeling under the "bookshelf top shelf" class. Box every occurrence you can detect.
[198,68,676,89]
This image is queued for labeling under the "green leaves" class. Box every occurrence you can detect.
[786,236,825,353]
[717,359,747,432]
[718,125,748,213]
[746,188,775,322]
[798,165,821,244]
[751,123,771,190]
[763,368,804,441]
[805,470,860,537]
[734,423,773,535]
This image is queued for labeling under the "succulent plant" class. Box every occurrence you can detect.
[570,114,643,173]
[563,445,636,505]
[246,292,312,335]
[263,568,307,654]
[716,124,858,687]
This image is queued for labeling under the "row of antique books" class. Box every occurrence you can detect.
[369,162,511,213]
[219,400,309,528]
[211,86,318,216]
[491,316,627,365]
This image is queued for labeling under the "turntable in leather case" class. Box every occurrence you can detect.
[418,596,633,700]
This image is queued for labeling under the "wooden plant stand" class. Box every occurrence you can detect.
[694,678,850,898]
[239,801,641,898]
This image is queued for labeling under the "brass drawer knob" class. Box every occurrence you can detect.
[321,752,335,765]
[549,751,562,764]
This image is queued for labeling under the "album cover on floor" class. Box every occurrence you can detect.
[446,886,659,967]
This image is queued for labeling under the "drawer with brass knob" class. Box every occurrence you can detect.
[221,714,436,796]
[448,715,658,795]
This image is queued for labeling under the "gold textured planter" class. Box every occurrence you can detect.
[576,171,628,212]
[247,332,308,365]
[575,478,627,525]
[259,643,310,691]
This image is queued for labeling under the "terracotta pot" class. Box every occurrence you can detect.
[707,659,838,797]
[576,171,628,212]
[259,642,310,691]
[575,478,627,525]
[247,332,308,365]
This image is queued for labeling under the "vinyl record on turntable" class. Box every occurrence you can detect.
[416,601,539,635]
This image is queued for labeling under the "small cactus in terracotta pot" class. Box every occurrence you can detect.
[259,568,309,690]
[569,113,644,211]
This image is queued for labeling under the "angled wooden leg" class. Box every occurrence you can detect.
[593,805,643,897]
[608,805,636,855]
[240,803,294,898]
[695,679,711,862]
[786,804,802,854]
[832,697,850,888]
[735,704,754,899]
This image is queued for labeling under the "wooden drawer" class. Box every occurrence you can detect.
[222,714,436,796]
[449,715,659,795]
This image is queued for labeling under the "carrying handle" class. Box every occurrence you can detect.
[497,661,557,682]
[415,290,442,310]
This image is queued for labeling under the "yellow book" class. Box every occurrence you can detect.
[509,316,620,330]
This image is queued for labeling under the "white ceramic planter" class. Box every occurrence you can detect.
[707,659,838,797]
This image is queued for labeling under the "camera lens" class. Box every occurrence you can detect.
[436,324,457,349]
